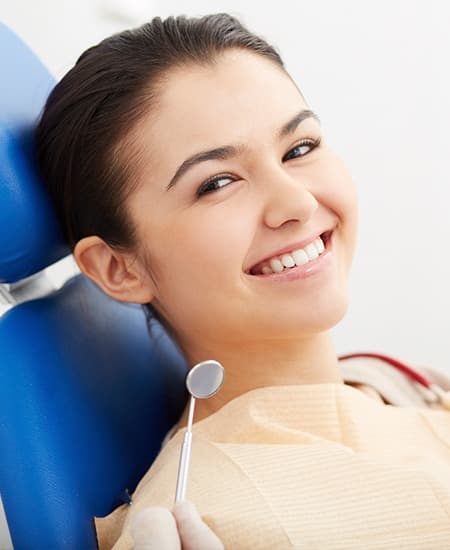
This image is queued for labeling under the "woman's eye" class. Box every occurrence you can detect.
[196,174,235,197]
[196,136,322,197]
[283,136,322,162]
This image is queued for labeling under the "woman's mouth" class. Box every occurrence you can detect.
[247,230,333,281]
[247,230,333,277]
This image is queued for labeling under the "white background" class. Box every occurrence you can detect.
[1,0,449,546]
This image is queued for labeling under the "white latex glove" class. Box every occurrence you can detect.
[131,500,224,550]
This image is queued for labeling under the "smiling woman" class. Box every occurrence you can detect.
[34,12,450,550]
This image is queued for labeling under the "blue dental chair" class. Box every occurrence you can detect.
[0,22,187,550]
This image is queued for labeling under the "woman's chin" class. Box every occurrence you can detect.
[260,288,349,336]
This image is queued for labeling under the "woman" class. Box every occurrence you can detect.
[35,13,450,549]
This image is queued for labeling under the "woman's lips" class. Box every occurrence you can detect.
[247,230,333,276]
[246,230,330,275]
[247,230,334,281]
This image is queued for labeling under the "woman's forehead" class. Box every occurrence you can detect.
[144,52,308,153]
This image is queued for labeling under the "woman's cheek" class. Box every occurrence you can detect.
[187,202,253,265]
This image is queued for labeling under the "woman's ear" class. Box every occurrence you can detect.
[73,235,154,304]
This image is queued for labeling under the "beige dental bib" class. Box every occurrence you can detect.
[96,372,450,549]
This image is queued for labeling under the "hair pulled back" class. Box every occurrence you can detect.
[35,13,288,335]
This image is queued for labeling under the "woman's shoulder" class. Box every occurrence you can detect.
[340,355,450,410]
[95,433,243,549]
[96,434,260,548]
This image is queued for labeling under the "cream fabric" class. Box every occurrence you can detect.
[95,359,450,549]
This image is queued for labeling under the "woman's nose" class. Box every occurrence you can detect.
[261,167,319,229]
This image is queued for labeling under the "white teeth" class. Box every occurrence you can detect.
[280,254,295,268]
[269,258,284,273]
[315,237,325,254]
[292,249,309,265]
[254,235,328,275]
[304,243,319,260]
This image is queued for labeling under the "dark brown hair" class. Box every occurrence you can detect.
[35,13,291,339]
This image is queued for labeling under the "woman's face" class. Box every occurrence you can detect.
[127,49,359,351]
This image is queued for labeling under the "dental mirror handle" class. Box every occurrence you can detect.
[175,430,192,502]
[175,395,195,503]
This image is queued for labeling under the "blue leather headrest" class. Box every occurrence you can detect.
[0,22,70,284]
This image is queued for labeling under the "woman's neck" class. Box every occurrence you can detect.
[176,330,344,428]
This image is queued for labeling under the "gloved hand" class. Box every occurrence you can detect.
[131,499,224,550]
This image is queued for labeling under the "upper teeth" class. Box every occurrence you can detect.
[254,236,326,275]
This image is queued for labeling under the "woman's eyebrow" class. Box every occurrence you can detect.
[165,108,320,191]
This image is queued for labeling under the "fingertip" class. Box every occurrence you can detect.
[131,506,180,548]
[171,500,224,550]
[132,505,171,524]
[172,499,200,525]
[172,499,197,515]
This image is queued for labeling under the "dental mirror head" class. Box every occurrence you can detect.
[185,359,224,399]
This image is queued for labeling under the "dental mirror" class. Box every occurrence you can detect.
[186,359,224,399]
[174,359,224,503]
